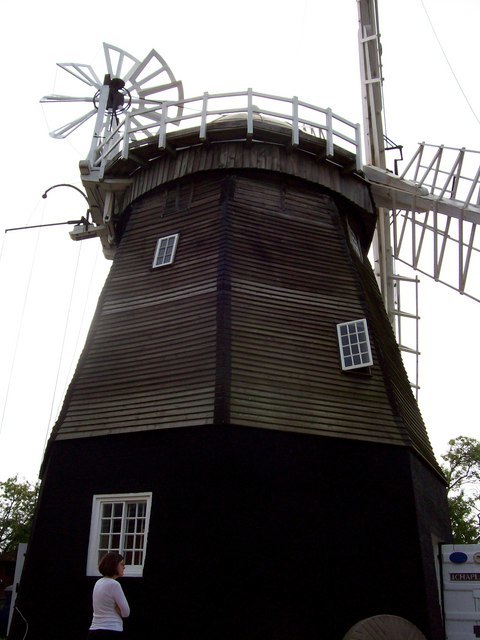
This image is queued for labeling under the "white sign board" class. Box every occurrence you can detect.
[442,544,480,640]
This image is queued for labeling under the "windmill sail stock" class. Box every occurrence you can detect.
[357,0,480,378]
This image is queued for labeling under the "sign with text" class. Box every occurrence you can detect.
[442,544,480,640]
[450,573,480,582]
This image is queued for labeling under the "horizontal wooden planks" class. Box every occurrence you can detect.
[53,174,224,439]
[51,168,438,472]
[227,175,416,448]
[121,140,374,219]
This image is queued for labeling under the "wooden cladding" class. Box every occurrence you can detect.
[227,176,409,447]
[50,169,437,472]
[118,140,375,229]
[53,176,225,440]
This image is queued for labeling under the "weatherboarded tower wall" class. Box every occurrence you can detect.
[10,125,451,640]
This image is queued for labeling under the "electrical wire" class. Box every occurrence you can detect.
[419,0,480,129]
[40,238,109,459]
[59,245,103,400]
[42,239,84,453]
[0,218,44,442]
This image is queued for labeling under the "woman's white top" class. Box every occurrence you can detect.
[89,577,130,632]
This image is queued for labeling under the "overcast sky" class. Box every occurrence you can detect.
[0,0,479,482]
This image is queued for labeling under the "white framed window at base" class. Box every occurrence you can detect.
[337,318,373,371]
[87,493,152,577]
[152,233,179,268]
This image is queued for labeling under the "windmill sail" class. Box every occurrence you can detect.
[367,144,480,300]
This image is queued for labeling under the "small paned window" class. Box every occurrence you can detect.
[337,318,373,371]
[87,493,152,577]
[153,234,179,268]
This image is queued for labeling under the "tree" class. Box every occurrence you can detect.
[0,476,39,554]
[441,436,480,544]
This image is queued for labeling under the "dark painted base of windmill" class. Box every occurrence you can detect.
[10,427,450,640]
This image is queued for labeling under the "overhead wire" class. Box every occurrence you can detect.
[4,45,109,476]
[0,212,45,443]
[41,239,85,454]
[0,193,105,476]
[419,0,480,129]
[55,244,104,434]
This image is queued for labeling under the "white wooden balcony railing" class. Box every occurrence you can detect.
[87,89,363,176]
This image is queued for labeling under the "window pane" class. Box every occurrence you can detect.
[102,504,112,518]
[99,534,110,549]
[100,519,111,533]
[124,534,135,549]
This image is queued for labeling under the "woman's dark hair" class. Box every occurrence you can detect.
[98,551,124,577]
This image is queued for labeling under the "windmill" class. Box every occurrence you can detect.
[7,3,477,639]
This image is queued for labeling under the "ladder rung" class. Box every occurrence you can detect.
[400,345,420,355]
[393,310,420,320]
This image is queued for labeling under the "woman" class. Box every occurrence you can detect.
[87,551,130,638]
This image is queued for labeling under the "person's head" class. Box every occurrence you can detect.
[98,552,125,578]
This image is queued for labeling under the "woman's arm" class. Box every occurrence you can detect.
[113,581,130,618]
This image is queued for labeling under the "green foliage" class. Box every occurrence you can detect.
[441,436,480,544]
[0,476,39,554]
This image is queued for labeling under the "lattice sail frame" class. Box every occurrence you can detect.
[366,144,480,303]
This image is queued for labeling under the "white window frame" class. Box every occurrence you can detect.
[152,233,179,268]
[86,492,152,577]
[336,318,373,371]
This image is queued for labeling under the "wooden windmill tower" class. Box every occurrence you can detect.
[10,2,479,638]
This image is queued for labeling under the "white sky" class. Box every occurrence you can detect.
[0,0,479,482]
